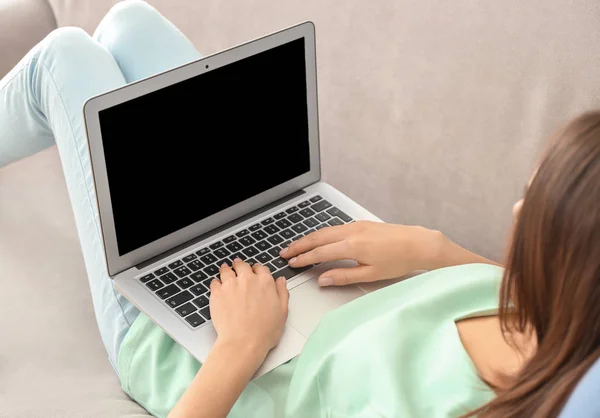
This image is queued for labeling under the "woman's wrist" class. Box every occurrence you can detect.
[422,228,500,270]
[212,336,269,372]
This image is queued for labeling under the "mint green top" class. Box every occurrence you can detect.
[118,264,501,417]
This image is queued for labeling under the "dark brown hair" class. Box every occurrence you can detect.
[470,111,600,417]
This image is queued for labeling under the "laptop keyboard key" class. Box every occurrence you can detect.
[310,195,323,203]
[204,265,219,276]
[190,271,207,282]
[251,230,268,241]
[166,290,194,308]
[190,283,208,296]
[255,240,271,251]
[264,225,280,235]
[154,267,169,276]
[288,213,303,223]
[316,224,328,230]
[280,240,292,248]
[286,206,299,214]
[292,223,308,234]
[298,200,310,208]
[239,236,256,246]
[187,259,204,271]
[249,223,261,231]
[280,229,295,240]
[229,252,245,261]
[146,278,164,291]
[315,212,331,222]
[328,218,344,226]
[311,200,332,212]
[223,235,236,243]
[335,210,353,223]
[265,263,277,273]
[275,265,312,280]
[275,219,291,229]
[246,258,257,266]
[156,284,180,300]
[274,212,287,219]
[303,218,319,228]
[209,241,223,250]
[226,241,243,252]
[261,217,274,226]
[168,260,183,269]
[268,247,281,258]
[176,277,194,289]
[217,258,231,267]
[200,253,217,264]
[202,278,214,289]
[236,229,250,237]
[267,235,284,245]
[185,313,205,328]
[174,266,192,278]
[192,295,209,309]
[242,246,259,257]
[139,273,155,283]
[159,272,177,284]
[256,253,273,264]
[299,208,316,218]
[200,306,211,320]
[176,302,196,317]
[213,248,231,259]
[182,254,197,263]
[196,247,210,256]
[272,257,288,269]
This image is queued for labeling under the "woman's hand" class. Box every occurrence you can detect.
[279,221,443,286]
[210,258,289,356]
[169,260,289,418]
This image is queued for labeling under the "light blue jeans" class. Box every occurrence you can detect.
[0,0,201,372]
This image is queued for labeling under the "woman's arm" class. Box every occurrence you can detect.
[428,230,501,270]
[168,260,289,418]
[280,221,499,287]
[168,339,265,418]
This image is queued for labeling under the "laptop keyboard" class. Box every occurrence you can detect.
[137,195,354,329]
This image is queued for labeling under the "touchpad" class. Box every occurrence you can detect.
[287,276,366,338]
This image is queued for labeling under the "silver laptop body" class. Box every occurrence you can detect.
[84,22,382,377]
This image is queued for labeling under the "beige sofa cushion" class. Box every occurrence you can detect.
[0,148,149,417]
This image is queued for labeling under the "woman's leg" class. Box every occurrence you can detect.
[94,0,201,83]
[0,27,132,370]
[0,0,201,372]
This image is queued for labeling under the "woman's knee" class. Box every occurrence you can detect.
[95,0,164,38]
[39,27,93,57]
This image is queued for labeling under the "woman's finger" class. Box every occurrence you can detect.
[275,277,290,313]
[231,258,252,276]
[219,263,236,283]
[287,240,356,267]
[280,224,353,259]
[252,263,271,277]
[317,265,377,287]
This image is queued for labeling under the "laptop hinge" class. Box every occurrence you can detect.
[136,189,306,270]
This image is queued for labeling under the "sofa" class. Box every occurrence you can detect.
[1,0,600,416]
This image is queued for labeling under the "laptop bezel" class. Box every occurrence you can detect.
[83,22,320,276]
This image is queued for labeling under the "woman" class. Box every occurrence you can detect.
[1,2,598,417]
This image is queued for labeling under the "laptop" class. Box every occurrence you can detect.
[83,22,383,377]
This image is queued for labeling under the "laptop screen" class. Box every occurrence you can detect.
[99,38,311,256]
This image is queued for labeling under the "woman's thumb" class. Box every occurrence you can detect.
[317,265,374,287]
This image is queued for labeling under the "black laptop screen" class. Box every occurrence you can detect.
[99,38,310,255]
